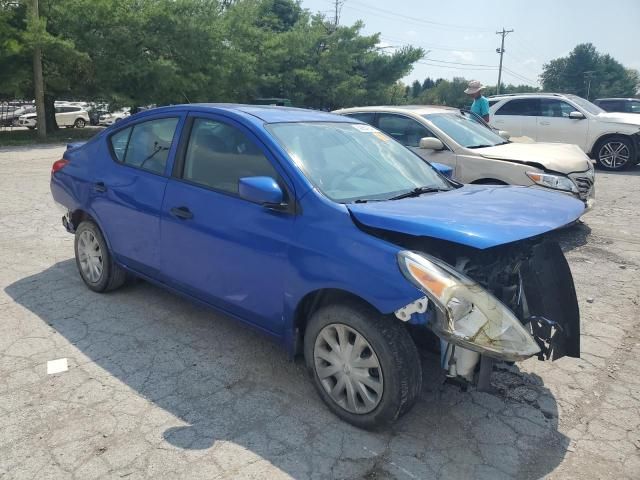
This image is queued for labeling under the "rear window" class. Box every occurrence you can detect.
[109,117,179,174]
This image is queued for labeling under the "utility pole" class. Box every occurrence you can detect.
[333,0,345,29]
[495,28,514,95]
[584,71,596,100]
[30,0,46,139]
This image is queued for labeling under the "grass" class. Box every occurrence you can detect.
[0,127,104,147]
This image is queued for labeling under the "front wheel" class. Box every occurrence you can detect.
[304,302,422,429]
[74,221,127,292]
[594,136,635,170]
[74,118,86,128]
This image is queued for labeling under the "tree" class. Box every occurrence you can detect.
[0,0,425,124]
[541,43,639,99]
[410,80,422,98]
[421,77,435,91]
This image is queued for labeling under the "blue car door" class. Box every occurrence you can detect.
[159,113,296,334]
[90,113,184,276]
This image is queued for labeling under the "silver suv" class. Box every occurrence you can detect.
[488,93,640,170]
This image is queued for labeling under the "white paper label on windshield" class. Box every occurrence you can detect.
[352,124,378,133]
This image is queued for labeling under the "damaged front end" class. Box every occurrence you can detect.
[395,239,580,382]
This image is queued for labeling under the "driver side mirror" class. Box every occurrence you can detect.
[419,137,445,151]
[569,111,585,120]
[238,176,284,208]
[498,130,511,140]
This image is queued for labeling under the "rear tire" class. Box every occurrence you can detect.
[74,221,127,293]
[304,301,422,429]
[594,135,635,170]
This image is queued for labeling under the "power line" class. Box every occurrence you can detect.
[417,61,497,71]
[422,58,497,68]
[343,1,493,33]
[380,35,494,53]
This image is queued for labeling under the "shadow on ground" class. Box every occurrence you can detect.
[5,259,569,479]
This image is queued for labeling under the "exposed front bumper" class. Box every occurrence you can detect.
[569,170,596,211]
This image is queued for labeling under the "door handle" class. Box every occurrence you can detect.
[539,121,551,126]
[170,206,193,220]
[94,182,107,193]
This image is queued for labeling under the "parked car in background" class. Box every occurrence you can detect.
[99,108,130,126]
[51,104,584,428]
[488,93,640,170]
[335,105,595,209]
[594,98,640,114]
[18,105,89,129]
[2,105,36,127]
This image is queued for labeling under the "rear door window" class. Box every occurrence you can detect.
[377,113,434,147]
[494,98,539,116]
[109,117,180,174]
[343,112,376,125]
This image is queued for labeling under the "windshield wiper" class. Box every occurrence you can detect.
[388,186,447,201]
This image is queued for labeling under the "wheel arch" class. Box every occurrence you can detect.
[589,132,635,156]
[291,288,385,357]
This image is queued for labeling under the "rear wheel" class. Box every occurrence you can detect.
[594,136,635,170]
[304,301,422,429]
[74,221,127,293]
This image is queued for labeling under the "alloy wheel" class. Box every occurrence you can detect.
[599,141,630,169]
[313,323,384,414]
[77,230,103,283]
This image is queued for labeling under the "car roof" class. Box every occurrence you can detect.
[335,105,459,115]
[131,103,355,124]
[595,98,638,101]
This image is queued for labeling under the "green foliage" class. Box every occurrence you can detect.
[0,0,424,111]
[541,43,639,99]
[405,77,538,108]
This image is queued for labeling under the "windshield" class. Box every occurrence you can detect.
[266,122,451,202]
[424,112,507,149]
[566,95,605,115]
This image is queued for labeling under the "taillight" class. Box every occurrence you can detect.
[51,159,69,175]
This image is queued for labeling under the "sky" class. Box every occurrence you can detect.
[301,0,640,88]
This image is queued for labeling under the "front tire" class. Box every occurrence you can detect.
[594,136,635,170]
[74,118,86,128]
[304,301,422,429]
[74,221,126,293]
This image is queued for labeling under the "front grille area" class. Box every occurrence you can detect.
[571,175,594,199]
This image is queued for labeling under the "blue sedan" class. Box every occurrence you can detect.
[51,104,584,428]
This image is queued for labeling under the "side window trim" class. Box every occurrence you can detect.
[106,112,185,177]
[172,112,297,211]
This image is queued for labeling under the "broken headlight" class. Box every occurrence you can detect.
[526,171,578,193]
[397,251,540,362]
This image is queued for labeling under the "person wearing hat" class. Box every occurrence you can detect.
[464,80,490,122]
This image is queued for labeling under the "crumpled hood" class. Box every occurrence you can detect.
[348,185,584,249]
[475,142,591,173]
[596,112,640,126]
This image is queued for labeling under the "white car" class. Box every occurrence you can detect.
[18,105,90,129]
[99,109,130,126]
[488,93,640,170]
[335,105,595,209]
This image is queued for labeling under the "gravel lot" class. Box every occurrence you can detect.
[1,145,639,480]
